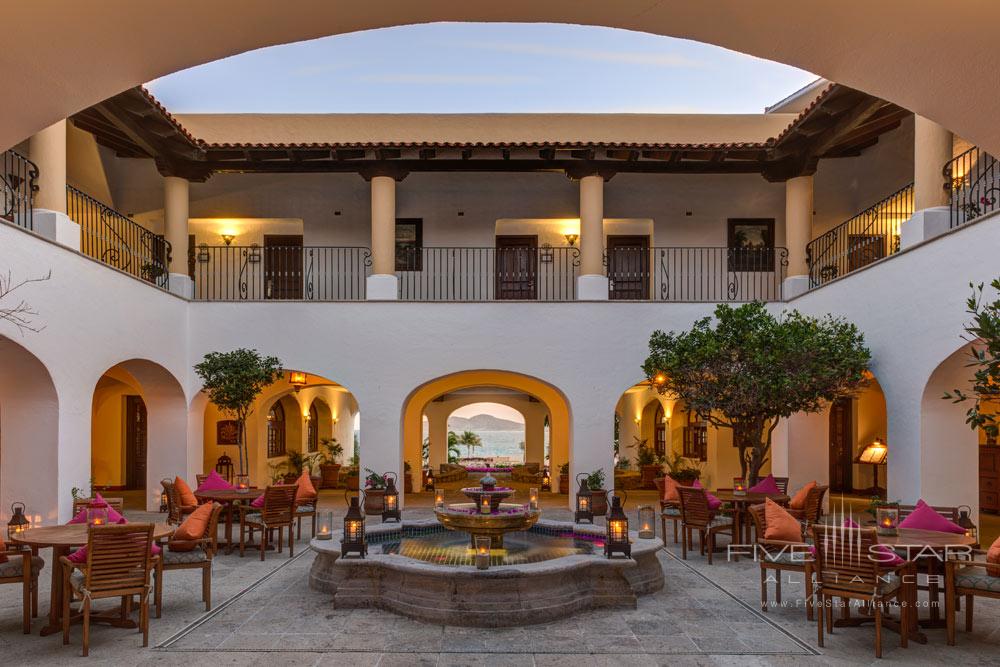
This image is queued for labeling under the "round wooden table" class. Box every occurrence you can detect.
[13,522,174,636]
[712,490,790,545]
[194,488,257,554]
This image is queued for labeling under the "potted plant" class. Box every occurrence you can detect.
[664,452,702,485]
[586,469,608,517]
[283,450,322,486]
[318,438,344,489]
[632,437,662,489]
[558,463,570,494]
[362,468,386,515]
[403,460,413,493]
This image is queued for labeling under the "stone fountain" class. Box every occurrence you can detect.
[433,474,540,547]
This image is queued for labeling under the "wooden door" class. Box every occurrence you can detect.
[828,397,853,492]
[125,395,147,490]
[495,236,537,300]
[607,235,650,300]
[264,234,304,299]
[654,404,666,456]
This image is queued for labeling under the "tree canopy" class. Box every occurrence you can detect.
[944,279,1000,436]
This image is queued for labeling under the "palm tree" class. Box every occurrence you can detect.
[447,430,462,463]
[457,430,482,459]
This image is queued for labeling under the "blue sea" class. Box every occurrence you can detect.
[459,430,526,462]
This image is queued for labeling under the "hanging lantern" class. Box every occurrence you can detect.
[528,487,539,510]
[733,477,748,496]
[540,468,551,492]
[316,511,334,540]
[574,473,593,524]
[159,479,170,513]
[382,472,401,523]
[7,502,30,541]
[288,370,307,392]
[341,492,367,558]
[605,494,631,559]
[957,505,979,543]
[650,372,667,389]
[434,489,446,508]
[637,504,655,540]
[875,505,899,536]
[425,468,435,491]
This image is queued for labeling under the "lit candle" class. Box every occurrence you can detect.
[529,487,539,510]
[435,489,445,508]
[475,536,491,570]
[481,495,491,514]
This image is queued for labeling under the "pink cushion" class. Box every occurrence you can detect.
[843,518,860,528]
[196,470,234,492]
[691,479,722,511]
[873,545,905,567]
[91,493,127,524]
[251,494,265,508]
[67,509,88,525]
[898,499,966,534]
[749,474,781,495]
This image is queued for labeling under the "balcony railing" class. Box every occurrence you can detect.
[946,146,999,228]
[806,183,913,288]
[67,186,171,289]
[608,246,788,302]
[1,149,38,231]
[191,245,370,300]
[396,246,580,301]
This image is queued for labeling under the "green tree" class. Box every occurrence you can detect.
[457,430,483,459]
[447,431,461,463]
[944,279,1000,436]
[194,349,282,476]
[643,302,870,483]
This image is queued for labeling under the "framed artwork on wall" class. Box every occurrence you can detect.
[216,419,240,445]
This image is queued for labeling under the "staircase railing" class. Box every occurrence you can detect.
[945,146,999,228]
[1,149,38,230]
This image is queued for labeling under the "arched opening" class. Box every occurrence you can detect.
[443,401,529,469]
[90,359,187,511]
[0,337,58,527]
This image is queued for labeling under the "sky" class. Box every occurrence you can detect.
[449,403,525,424]
[146,22,817,114]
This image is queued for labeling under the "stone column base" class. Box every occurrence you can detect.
[366,274,398,300]
[576,274,609,300]
[168,273,194,299]
[33,210,80,251]
[900,206,951,250]
[782,274,810,300]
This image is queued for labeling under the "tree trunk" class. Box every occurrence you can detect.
[237,418,248,476]
[733,418,767,484]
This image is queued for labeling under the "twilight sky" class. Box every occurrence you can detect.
[147,23,817,114]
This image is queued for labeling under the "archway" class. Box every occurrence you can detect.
[0,337,58,527]
[441,399,530,468]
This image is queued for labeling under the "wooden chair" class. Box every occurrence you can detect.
[238,485,298,561]
[195,474,208,488]
[72,497,124,516]
[0,545,43,633]
[747,504,814,621]
[653,478,681,544]
[945,550,1000,645]
[160,480,196,526]
[772,477,790,494]
[811,524,913,658]
[60,523,155,657]
[787,484,829,526]
[294,498,317,540]
[153,503,224,617]
[677,486,734,564]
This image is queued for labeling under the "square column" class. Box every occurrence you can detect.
[577,174,609,300]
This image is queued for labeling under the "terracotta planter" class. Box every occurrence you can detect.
[363,488,385,515]
[344,473,359,491]
[590,489,609,517]
[559,474,569,495]
[641,465,663,489]
[319,463,341,489]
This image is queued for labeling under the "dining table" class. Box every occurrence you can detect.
[193,488,258,554]
[712,489,790,546]
[13,522,174,636]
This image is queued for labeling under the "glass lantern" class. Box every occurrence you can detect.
[7,502,30,541]
[316,511,334,540]
[234,474,251,493]
[424,468,435,492]
[605,495,631,559]
[434,489,446,508]
[159,479,170,512]
[474,535,491,570]
[87,504,109,527]
[876,506,899,536]
[528,487,539,510]
[382,473,401,523]
[574,473,593,524]
[957,505,978,543]
[637,504,655,539]
[480,494,492,515]
[341,493,367,558]
[733,477,748,496]
[540,468,551,492]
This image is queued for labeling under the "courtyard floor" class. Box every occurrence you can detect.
[1,490,997,665]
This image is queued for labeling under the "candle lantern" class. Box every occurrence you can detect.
[540,468,551,492]
[574,473,593,524]
[7,502,30,541]
[637,504,655,539]
[159,479,170,512]
[235,474,250,492]
[382,472,401,523]
[341,492,367,558]
[474,535,491,570]
[288,370,307,392]
[480,494,492,515]
[434,489,446,508]
[875,505,899,536]
[957,505,979,543]
[87,503,109,527]
[605,494,631,559]
[425,468,435,492]
[733,477,748,496]
[316,511,334,540]
[528,487,539,510]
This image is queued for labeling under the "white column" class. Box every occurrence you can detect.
[29,119,79,250]
[783,175,813,298]
[367,175,398,300]
[566,390,615,511]
[577,174,608,300]
[164,176,193,298]
[427,407,449,471]
[524,409,546,465]
[357,391,405,508]
[901,116,954,248]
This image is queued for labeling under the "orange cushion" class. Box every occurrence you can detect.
[661,476,679,503]
[987,534,1000,577]
[174,476,198,507]
[763,498,803,542]
[170,502,213,551]
[296,471,317,502]
[788,481,816,510]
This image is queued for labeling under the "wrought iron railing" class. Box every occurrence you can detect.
[396,246,580,301]
[1,149,38,230]
[607,246,787,302]
[806,183,913,288]
[67,185,171,289]
[946,146,999,228]
[191,245,370,300]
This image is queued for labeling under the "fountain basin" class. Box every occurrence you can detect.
[309,519,664,627]
[434,502,540,547]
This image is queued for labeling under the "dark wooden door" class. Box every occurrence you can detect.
[829,397,853,492]
[125,395,147,490]
[264,234,304,299]
[654,404,666,456]
[607,235,650,300]
[495,236,537,300]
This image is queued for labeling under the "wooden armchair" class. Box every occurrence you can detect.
[945,550,1000,645]
[747,504,814,620]
[154,503,224,617]
[787,484,828,526]
[72,497,124,516]
[0,545,43,633]
[195,474,208,488]
[811,524,914,658]
[294,497,317,540]
[653,478,681,544]
[160,480,196,526]
[772,477,790,494]
[60,523,155,657]
[238,485,298,561]
[677,486,734,564]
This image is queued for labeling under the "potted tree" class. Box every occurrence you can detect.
[632,437,662,489]
[362,468,386,515]
[664,452,702,485]
[644,302,870,485]
[284,450,322,487]
[318,438,344,489]
[558,463,570,494]
[586,469,608,517]
[342,452,360,491]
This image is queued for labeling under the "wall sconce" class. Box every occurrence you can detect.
[288,371,307,392]
[650,373,667,389]
[564,233,579,246]
[332,416,339,425]
[303,412,312,422]
[221,233,235,246]
[633,417,641,426]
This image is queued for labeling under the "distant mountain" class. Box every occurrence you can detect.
[448,413,523,432]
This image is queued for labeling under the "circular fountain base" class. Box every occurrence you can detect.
[309,519,664,627]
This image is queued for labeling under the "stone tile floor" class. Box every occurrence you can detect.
[0,504,997,665]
